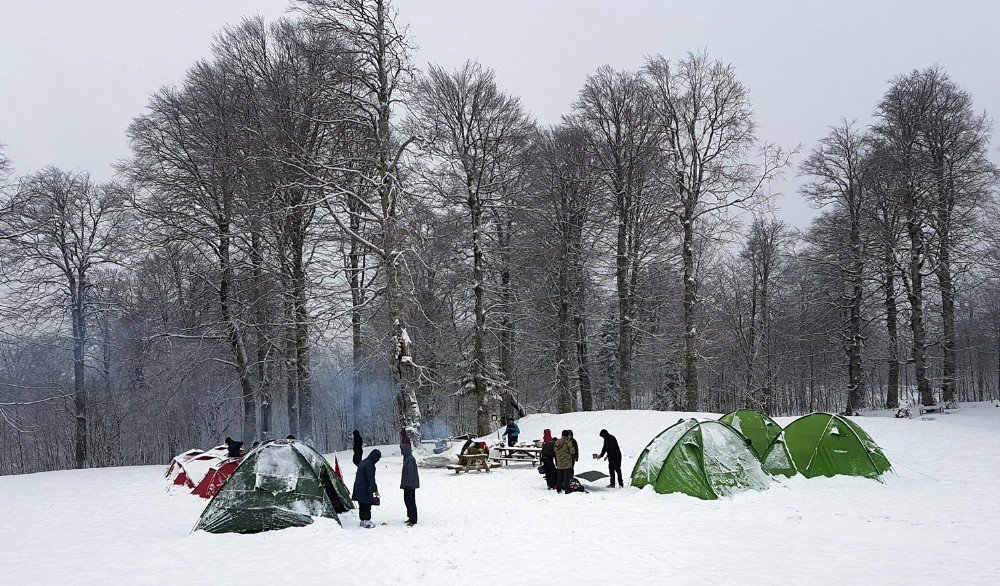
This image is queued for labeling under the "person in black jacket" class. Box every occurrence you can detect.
[400,442,420,526]
[352,449,381,528]
[352,430,364,466]
[596,429,623,487]
[224,436,243,458]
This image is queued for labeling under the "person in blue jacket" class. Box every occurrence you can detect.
[505,418,520,446]
[352,449,381,528]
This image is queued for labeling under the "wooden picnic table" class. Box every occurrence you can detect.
[492,445,542,466]
[449,453,492,474]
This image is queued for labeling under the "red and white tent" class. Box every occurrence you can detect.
[192,457,241,499]
[166,445,229,491]
[165,449,204,488]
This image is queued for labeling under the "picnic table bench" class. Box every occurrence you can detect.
[919,403,951,415]
[447,453,496,474]
[491,445,542,466]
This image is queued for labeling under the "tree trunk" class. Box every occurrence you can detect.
[615,194,633,410]
[682,216,699,411]
[556,253,574,413]
[470,191,491,435]
[292,225,312,442]
[218,228,256,442]
[905,209,934,406]
[884,262,900,409]
[937,228,957,404]
[846,215,866,414]
[71,281,87,469]
[251,228,274,441]
[349,192,365,432]
[285,297,299,438]
[571,209,593,412]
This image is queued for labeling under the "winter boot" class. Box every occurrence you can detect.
[360,520,375,529]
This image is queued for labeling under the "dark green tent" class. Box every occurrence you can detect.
[631,419,771,500]
[719,409,782,458]
[762,413,891,479]
[193,439,353,534]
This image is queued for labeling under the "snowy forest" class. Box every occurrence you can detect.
[2,0,999,475]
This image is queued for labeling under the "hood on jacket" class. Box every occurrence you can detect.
[369,449,382,463]
[353,430,361,439]
[599,429,609,438]
[400,443,413,457]
[543,429,553,443]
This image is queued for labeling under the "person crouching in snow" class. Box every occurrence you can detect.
[555,430,576,494]
[400,442,419,526]
[541,429,557,489]
[353,449,381,528]
[596,429,623,487]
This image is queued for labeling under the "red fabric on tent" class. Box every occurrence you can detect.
[172,470,192,488]
[334,455,343,481]
[192,458,241,499]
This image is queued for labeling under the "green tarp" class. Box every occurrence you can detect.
[193,439,353,534]
[761,413,891,479]
[719,409,782,458]
[631,419,771,500]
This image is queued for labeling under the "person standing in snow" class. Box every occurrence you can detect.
[400,442,420,526]
[554,430,576,494]
[505,418,520,446]
[352,430,364,466]
[352,449,381,528]
[541,429,557,490]
[596,429,623,488]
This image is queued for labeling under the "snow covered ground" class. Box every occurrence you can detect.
[3,404,999,584]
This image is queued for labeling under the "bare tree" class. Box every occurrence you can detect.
[645,51,790,411]
[409,62,534,435]
[295,0,423,444]
[800,120,872,414]
[573,66,663,410]
[0,168,128,468]
[535,124,600,412]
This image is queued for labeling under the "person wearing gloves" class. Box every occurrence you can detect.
[352,449,381,528]
[400,442,420,527]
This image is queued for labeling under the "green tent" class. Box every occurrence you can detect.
[761,413,891,479]
[193,439,353,534]
[719,409,782,458]
[631,419,771,500]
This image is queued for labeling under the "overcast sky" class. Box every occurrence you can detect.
[2,0,999,226]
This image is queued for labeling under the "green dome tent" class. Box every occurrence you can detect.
[762,413,891,480]
[193,439,353,534]
[719,409,781,458]
[631,419,771,500]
